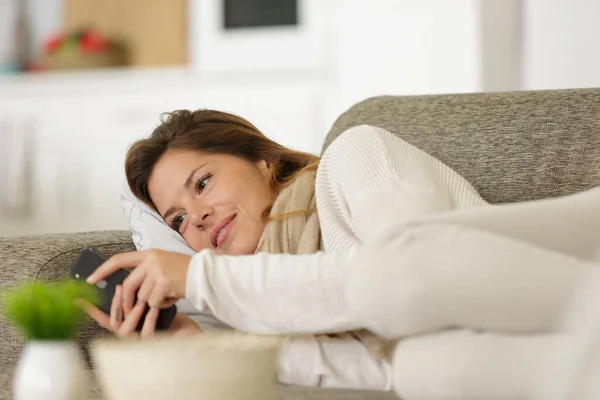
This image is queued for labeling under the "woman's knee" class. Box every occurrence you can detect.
[391,330,475,400]
[391,331,561,400]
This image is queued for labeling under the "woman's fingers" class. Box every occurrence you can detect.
[162,297,179,309]
[141,307,159,338]
[74,299,110,330]
[87,249,189,315]
[168,312,203,337]
[87,250,148,284]
[118,300,147,336]
[148,284,170,309]
[135,270,155,305]
[109,285,124,332]
[122,267,147,316]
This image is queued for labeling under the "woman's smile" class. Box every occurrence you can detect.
[211,213,236,248]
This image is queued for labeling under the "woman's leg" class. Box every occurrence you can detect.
[410,186,600,260]
[532,269,600,400]
[347,223,597,338]
[391,329,562,400]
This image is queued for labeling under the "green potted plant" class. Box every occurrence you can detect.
[1,279,99,400]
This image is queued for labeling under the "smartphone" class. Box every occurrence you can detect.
[70,247,177,332]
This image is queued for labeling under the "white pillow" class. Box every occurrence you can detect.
[120,181,196,257]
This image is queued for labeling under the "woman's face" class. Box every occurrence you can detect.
[148,150,274,255]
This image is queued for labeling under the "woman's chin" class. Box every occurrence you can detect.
[225,242,258,256]
[186,238,258,255]
[224,247,249,256]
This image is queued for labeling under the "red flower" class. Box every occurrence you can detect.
[80,31,109,53]
[43,35,63,53]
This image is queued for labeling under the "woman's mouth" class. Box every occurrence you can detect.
[210,214,236,248]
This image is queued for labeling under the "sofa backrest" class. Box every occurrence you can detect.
[325,88,600,204]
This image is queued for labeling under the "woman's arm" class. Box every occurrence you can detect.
[186,249,359,334]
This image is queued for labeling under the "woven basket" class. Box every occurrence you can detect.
[38,44,129,70]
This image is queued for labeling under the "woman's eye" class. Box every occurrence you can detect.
[171,214,186,232]
[196,174,211,193]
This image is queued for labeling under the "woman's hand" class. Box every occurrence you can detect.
[76,284,202,338]
[76,284,156,338]
[87,249,192,312]
[166,312,205,337]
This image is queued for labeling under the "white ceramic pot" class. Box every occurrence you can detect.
[13,341,89,400]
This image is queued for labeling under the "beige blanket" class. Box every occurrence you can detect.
[256,170,392,361]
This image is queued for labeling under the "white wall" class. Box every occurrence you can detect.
[479,0,523,92]
[523,0,600,90]
[27,0,62,60]
[324,0,482,131]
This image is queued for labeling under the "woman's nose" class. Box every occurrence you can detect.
[188,207,213,227]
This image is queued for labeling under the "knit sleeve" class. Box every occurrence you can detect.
[316,124,468,249]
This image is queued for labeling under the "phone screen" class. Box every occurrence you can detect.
[70,248,128,315]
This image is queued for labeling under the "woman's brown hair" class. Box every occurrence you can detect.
[125,109,320,213]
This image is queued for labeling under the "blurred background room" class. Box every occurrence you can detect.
[0,0,598,237]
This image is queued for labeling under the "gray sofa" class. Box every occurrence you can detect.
[3,88,600,399]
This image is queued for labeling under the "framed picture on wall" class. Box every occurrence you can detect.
[189,0,328,73]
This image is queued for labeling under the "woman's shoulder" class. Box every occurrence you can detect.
[315,125,406,197]
[325,124,397,151]
[322,125,417,160]
[320,125,415,170]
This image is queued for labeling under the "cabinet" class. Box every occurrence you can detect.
[0,70,322,236]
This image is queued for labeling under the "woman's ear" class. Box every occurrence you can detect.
[256,159,273,177]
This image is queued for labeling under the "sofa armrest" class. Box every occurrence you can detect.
[0,231,135,365]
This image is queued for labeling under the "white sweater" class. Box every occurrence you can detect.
[182,125,488,389]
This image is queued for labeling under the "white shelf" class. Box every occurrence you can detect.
[0,66,326,99]
[0,67,197,99]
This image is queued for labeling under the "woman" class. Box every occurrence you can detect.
[84,109,600,399]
